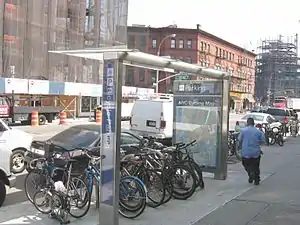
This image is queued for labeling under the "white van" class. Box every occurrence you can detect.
[130,98,173,145]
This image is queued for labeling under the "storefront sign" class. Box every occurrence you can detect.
[230,91,242,98]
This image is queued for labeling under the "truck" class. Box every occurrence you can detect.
[287,98,300,110]
[0,94,62,125]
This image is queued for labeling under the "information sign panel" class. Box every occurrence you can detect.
[173,80,223,169]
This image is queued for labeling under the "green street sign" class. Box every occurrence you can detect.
[175,75,191,80]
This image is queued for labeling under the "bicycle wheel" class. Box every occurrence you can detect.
[68,177,91,218]
[24,171,47,203]
[186,161,205,190]
[119,176,146,219]
[143,169,165,208]
[33,189,53,214]
[167,164,197,200]
[277,134,284,147]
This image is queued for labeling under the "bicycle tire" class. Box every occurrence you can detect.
[188,161,205,189]
[168,164,197,200]
[143,169,166,208]
[68,177,91,218]
[24,171,47,203]
[33,189,53,214]
[119,176,146,219]
[162,173,173,204]
[277,135,284,147]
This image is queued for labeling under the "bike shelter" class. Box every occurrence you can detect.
[49,47,230,225]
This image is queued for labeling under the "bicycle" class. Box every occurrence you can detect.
[32,157,91,224]
[80,149,147,219]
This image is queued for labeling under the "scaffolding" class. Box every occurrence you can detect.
[0,0,128,83]
[256,34,300,102]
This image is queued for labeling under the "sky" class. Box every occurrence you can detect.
[128,0,300,51]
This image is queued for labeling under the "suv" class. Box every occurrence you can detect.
[0,120,17,207]
[265,107,291,132]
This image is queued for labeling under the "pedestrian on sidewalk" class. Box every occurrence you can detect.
[238,117,264,185]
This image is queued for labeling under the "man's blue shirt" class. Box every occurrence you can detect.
[238,126,264,158]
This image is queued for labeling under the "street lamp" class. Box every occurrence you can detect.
[155,33,176,93]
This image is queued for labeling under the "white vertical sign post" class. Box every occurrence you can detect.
[99,60,122,225]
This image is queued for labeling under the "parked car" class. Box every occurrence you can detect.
[238,112,282,129]
[0,119,33,174]
[0,120,17,207]
[24,124,161,172]
[265,107,292,132]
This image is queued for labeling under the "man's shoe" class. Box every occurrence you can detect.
[254,179,260,185]
[248,177,253,184]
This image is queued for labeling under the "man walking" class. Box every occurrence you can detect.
[238,118,264,185]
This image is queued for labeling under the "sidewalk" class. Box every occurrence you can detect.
[195,137,300,225]
[0,139,294,225]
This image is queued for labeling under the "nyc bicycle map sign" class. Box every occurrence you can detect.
[173,80,222,170]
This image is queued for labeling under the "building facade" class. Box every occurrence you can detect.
[127,24,256,110]
[256,35,300,102]
[0,0,128,83]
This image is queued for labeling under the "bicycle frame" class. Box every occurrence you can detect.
[86,164,102,193]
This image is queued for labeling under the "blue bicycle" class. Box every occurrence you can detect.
[81,150,147,219]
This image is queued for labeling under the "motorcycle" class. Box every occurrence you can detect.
[256,123,284,147]
[268,125,284,146]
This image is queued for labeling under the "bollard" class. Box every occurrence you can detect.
[31,111,39,126]
[95,110,102,124]
[59,111,67,125]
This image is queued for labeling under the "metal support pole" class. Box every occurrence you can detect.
[155,51,160,94]
[214,78,230,180]
[99,60,122,225]
[112,60,122,225]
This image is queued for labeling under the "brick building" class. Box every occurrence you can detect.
[127,24,256,110]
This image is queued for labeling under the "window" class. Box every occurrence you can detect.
[229,52,232,60]
[140,35,146,48]
[232,54,235,61]
[121,132,140,145]
[51,127,100,148]
[241,114,264,122]
[126,67,134,86]
[171,39,176,48]
[225,51,228,59]
[204,43,207,51]
[152,39,157,48]
[179,39,184,48]
[139,69,145,81]
[207,44,210,53]
[128,35,135,48]
[216,47,219,56]
[151,70,156,84]
[200,42,204,51]
[187,39,192,48]
[222,50,225,58]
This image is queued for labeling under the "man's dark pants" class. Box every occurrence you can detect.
[242,156,261,183]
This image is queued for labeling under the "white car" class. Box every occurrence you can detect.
[0,119,33,173]
[238,112,282,129]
